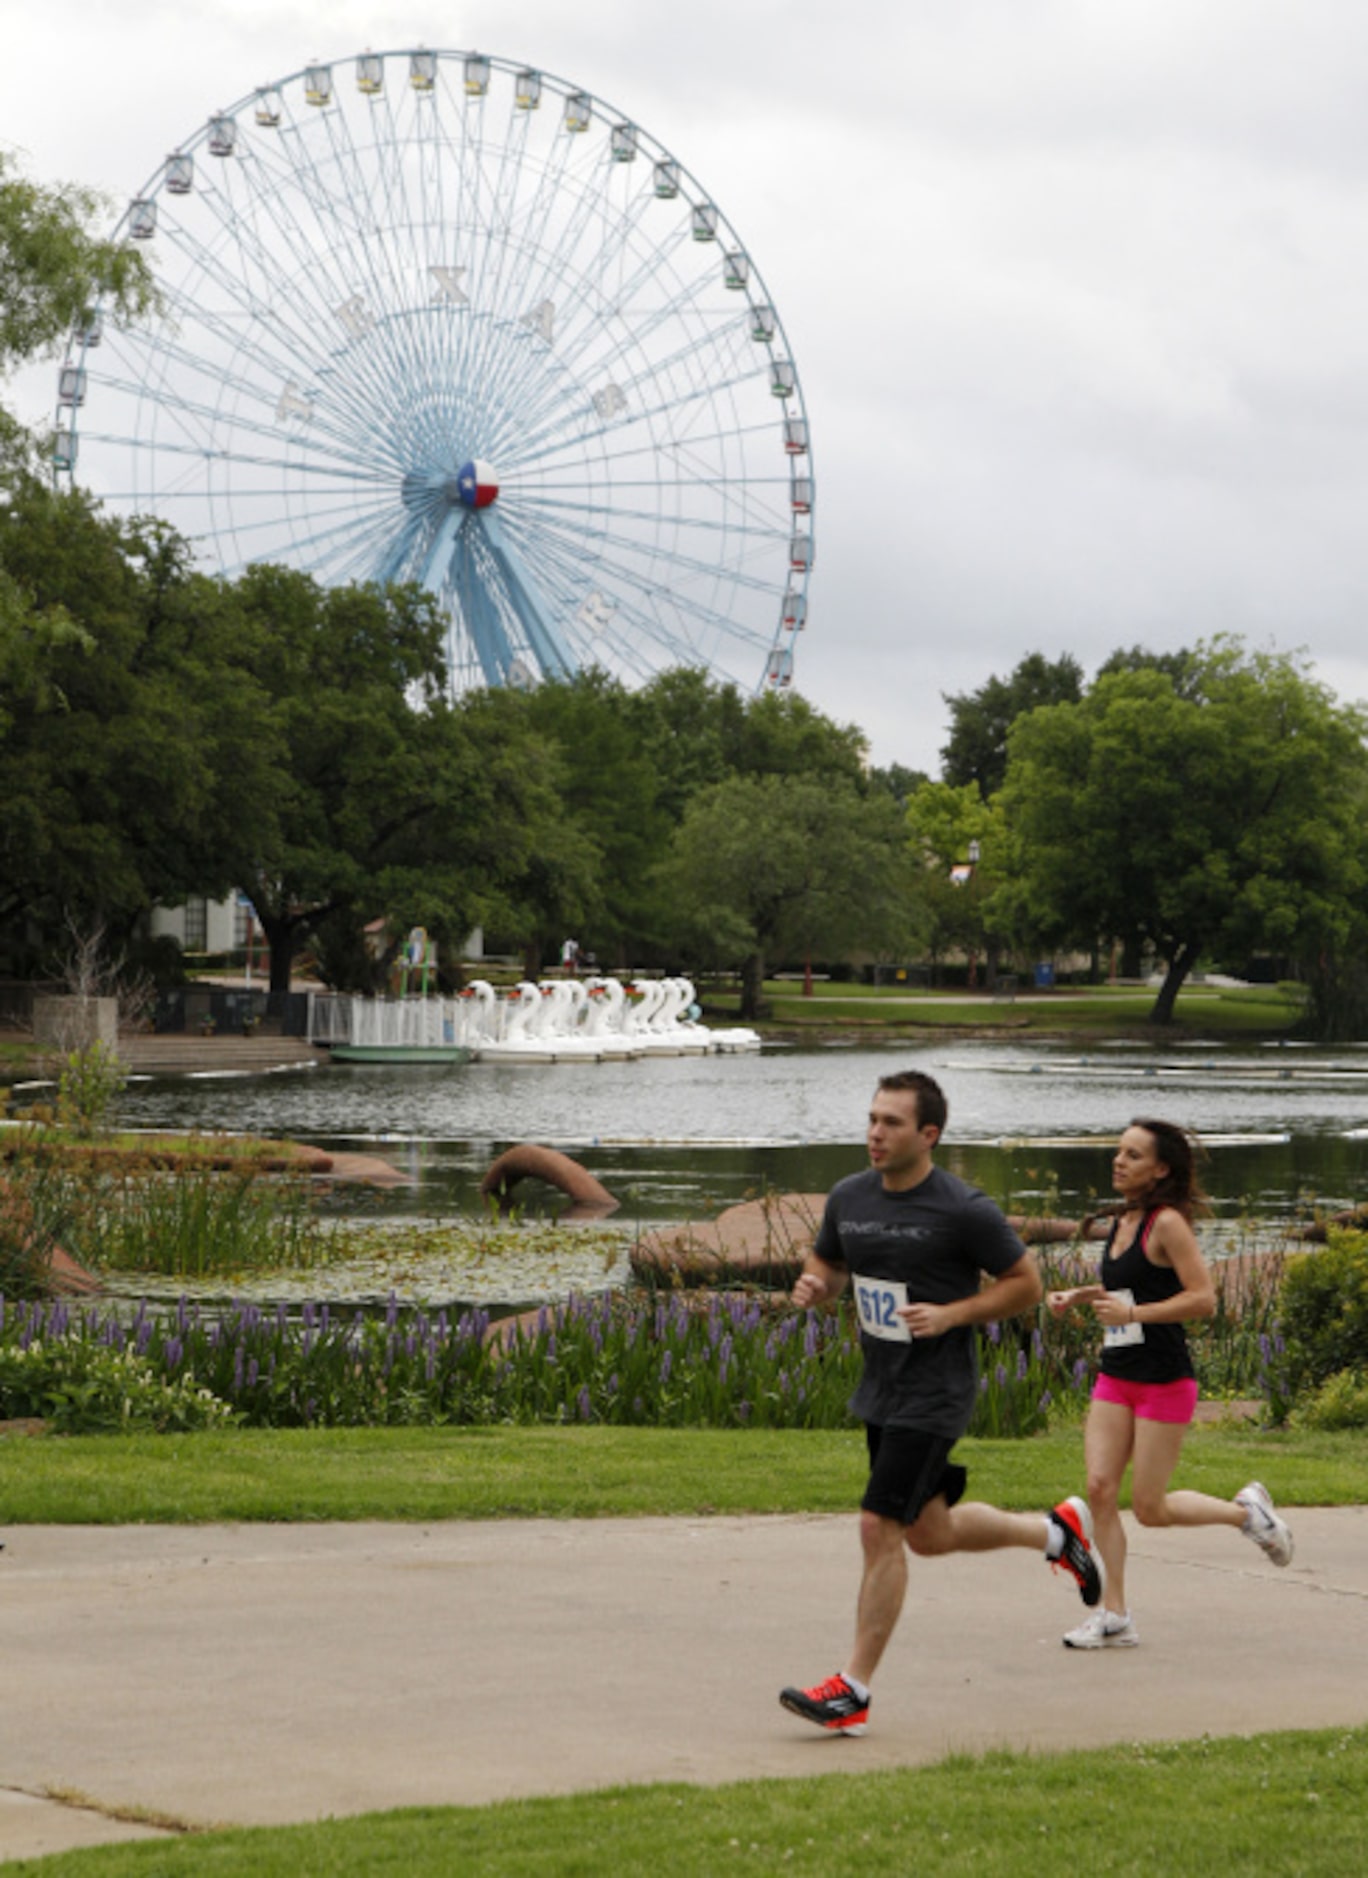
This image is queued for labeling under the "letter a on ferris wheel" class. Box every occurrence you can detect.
[54,48,815,694]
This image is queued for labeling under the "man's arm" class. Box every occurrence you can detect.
[791,1253,849,1310]
[900,1253,1041,1338]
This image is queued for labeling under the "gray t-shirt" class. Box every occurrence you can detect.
[815,1165,1029,1438]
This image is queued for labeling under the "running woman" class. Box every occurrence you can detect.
[1047,1117,1293,1650]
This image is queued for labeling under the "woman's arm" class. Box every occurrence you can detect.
[1047,1283,1107,1318]
[1091,1208,1216,1329]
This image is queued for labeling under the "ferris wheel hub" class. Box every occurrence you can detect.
[456,459,500,509]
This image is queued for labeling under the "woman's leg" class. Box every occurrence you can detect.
[1084,1398,1136,1615]
[1128,1419,1245,1531]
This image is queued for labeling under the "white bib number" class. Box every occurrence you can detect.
[1103,1287,1145,1349]
[853,1276,911,1344]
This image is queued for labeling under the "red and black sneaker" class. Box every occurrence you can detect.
[779,1673,869,1736]
[1049,1495,1103,1606]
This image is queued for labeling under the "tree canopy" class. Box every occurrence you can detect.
[998,640,1368,1022]
[658,774,916,1018]
[941,651,1084,797]
[0,151,158,377]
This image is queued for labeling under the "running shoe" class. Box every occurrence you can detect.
[779,1673,869,1736]
[1063,1609,1139,1650]
[1236,1481,1294,1566]
[1048,1496,1103,1606]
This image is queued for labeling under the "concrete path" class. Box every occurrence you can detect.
[3,1508,1366,1862]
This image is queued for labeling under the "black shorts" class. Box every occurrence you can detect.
[861,1423,968,1525]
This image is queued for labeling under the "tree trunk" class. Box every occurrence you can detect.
[256,914,300,997]
[1147,942,1198,1024]
[740,950,766,1022]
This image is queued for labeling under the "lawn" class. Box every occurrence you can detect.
[702,980,1305,1037]
[1,1422,1361,1525]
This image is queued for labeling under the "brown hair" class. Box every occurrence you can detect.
[1079,1117,1208,1238]
[876,1069,948,1135]
[1126,1117,1208,1219]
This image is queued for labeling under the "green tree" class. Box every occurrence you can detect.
[941,652,1084,797]
[0,151,158,376]
[519,670,666,970]
[0,478,276,960]
[904,781,1004,985]
[659,774,916,1018]
[999,640,1368,1024]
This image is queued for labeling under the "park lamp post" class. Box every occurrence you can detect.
[949,840,983,988]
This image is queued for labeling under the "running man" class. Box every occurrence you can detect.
[779,1069,1100,1737]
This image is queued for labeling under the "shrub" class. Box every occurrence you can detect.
[1292,1367,1368,1431]
[56,1041,127,1138]
[1278,1230,1368,1397]
[0,1336,233,1433]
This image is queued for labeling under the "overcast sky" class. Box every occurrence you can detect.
[8,0,1368,771]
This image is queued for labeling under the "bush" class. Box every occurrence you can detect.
[56,1041,127,1137]
[1278,1230,1368,1396]
[0,1333,233,1433]
[1293,1367,1368,1431]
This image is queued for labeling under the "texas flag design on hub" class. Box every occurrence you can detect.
[457,459,499,508]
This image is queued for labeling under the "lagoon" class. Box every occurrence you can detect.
[115,1037,1368,1228]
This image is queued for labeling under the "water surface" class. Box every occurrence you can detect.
[114,1038,1368,1225]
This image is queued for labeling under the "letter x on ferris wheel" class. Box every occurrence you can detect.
[53,47,814,694]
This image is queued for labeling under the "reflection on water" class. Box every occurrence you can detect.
[112,1039,1368,1225]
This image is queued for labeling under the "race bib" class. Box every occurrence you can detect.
[1103,1287,1145,1349]
[853,1275,912,1343]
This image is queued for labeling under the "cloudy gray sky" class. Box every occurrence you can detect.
[7,1,1368,771]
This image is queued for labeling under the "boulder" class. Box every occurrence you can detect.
[631,1193,825,1288]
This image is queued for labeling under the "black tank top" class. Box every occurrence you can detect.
[1098,1206,1194,1383]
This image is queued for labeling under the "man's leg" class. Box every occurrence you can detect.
[847,1510,910,1686]
[904,1497,1051,1556]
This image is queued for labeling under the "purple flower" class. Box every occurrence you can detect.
[1016,1350,1028,1381]
[986,1320,1001,1344]
[660,1351,673,1384]
[577,1387,592,1421]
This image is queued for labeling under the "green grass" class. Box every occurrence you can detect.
[1,1423,1362,1525]
[12,1726,1368,1874]
[702,981,1304,1037]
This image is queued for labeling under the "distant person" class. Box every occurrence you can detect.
[1047,1118,1293,1650]
[779,1070,1101,1738]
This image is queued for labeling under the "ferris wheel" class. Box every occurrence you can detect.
[53,48,813,694]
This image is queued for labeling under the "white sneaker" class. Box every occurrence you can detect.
[1063,1609,1139,1650]
[1236,1481,1294,1567]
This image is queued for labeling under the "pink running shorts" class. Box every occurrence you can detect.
[1091,1373,1199,1424]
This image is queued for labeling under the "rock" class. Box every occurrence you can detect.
[631,1193,825,1288]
